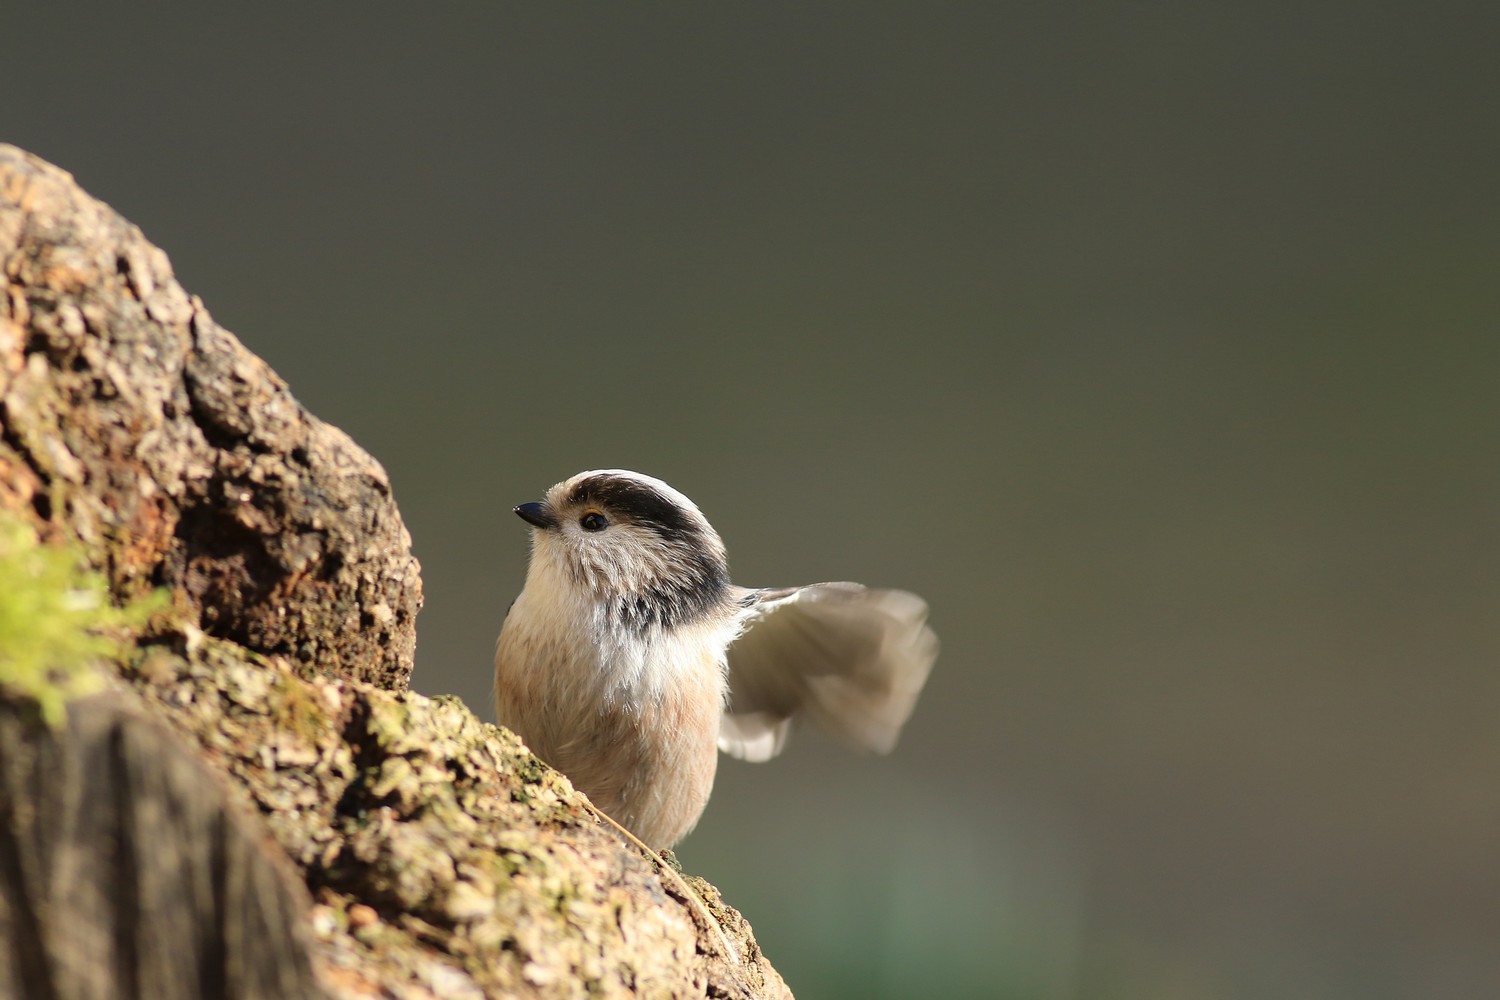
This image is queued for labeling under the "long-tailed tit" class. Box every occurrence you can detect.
[494,470,937,847]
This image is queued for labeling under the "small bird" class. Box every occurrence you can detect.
[494,469,937,848]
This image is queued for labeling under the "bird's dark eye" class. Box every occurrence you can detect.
[579,511,608,532]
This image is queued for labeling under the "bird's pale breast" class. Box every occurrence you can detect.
[495,597,732,847]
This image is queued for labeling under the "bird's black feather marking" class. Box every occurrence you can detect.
[567,474,703,544]
[568,473,731,633]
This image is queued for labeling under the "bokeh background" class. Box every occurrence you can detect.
[6,6,1497,998]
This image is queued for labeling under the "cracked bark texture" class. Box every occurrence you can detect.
[0,145,792,1000]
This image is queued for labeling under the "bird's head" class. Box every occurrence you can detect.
[514,469,731,631]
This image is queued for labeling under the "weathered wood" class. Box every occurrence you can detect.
[0,691,322,1000]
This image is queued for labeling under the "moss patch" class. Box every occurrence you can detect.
[0,513,163,725]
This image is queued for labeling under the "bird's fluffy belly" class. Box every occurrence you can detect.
[496,606,732,846]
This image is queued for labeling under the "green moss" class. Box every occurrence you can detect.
[0,514,164,725]
[268,671,331,739]
[363,696,417,751]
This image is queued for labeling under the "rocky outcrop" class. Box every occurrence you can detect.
[0,145,790,1000]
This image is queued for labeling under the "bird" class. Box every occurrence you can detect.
[494,469,937,848]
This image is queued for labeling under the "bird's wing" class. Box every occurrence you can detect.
[717,583,938,762]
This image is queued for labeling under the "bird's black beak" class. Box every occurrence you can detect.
[514,502,556,529]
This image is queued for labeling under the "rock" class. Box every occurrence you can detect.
[0,145,792,1000]
[0,143,421,691]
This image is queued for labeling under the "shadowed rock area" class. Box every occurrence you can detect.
[0,145,790,1000]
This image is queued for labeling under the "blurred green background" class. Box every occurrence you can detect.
[6,6,1497,997]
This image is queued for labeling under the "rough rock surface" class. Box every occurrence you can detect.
[0,142,420,691]
[0,145,792,1000]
